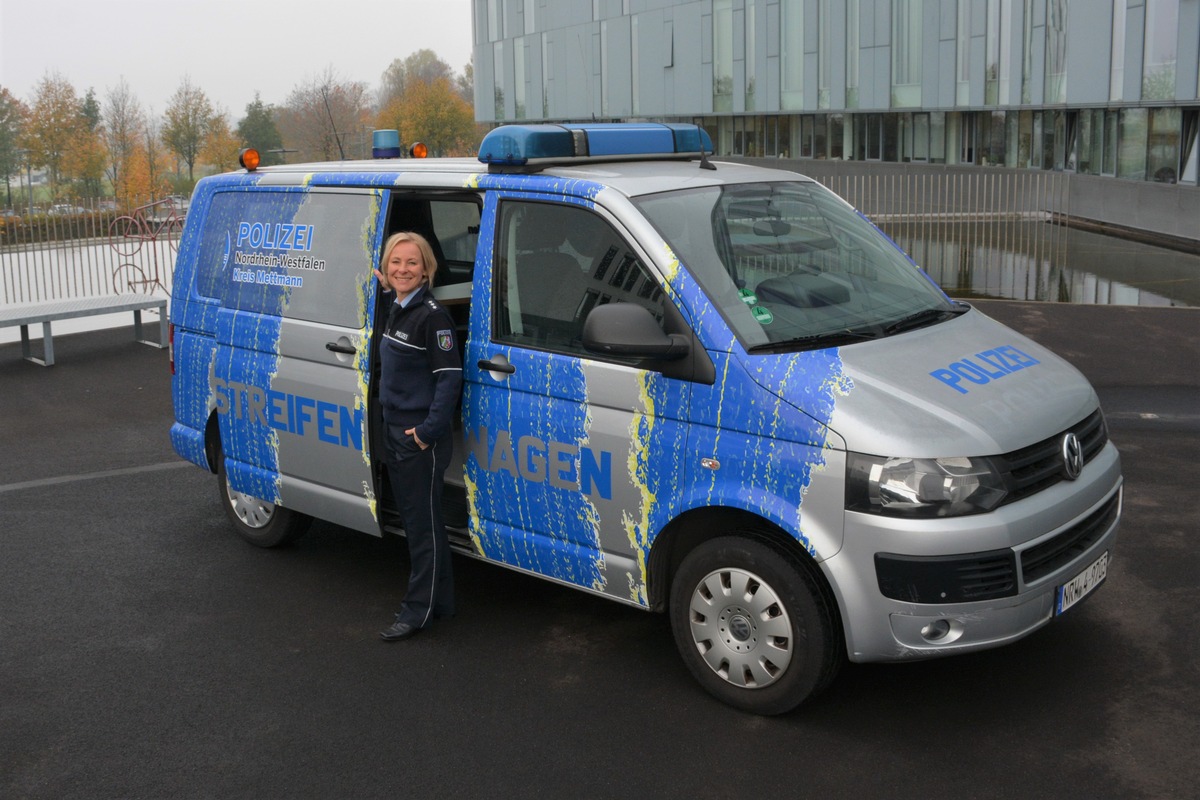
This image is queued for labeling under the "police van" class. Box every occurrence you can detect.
[169,123,1121,714]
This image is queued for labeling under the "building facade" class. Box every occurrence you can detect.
[473,0,1200,188]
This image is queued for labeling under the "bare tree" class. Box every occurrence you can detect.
[278,66,370,162]
[103,78,145,207]
[0,87,27,208]
[162,76,214,182]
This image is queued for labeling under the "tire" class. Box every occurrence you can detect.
[215,447,311,548]
[669,535,842,715]
[108,215,145,256]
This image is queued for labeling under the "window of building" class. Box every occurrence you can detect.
[1075,108,1104,176]
[1021,0,1034,103]
[524,0,536,35]
[959,112,977,164]
[1111,0,1127,101]
[713,0,734,113]
[746,1,757,111]
[930,111,946,162]
[827,114,845,159]
[983,111,1006,166]
[778,115,794,158]
[846,0,860,108]
[986,0,1002,104]
[1181,111,1199,184]
[514,36,527,119]
[1142,0,1179,102]
[800,117,815,158]
[912,113,930,162]
[1005,111,1019,166]
[488,0,501,42]
[892,0,923,107]
[1049,110,1066,170]
[781,0,805,110]
[818,0,832,108]
[1044,0,1068,104]
[1103,110,1119,175]
[541,33,551,117]
[957,3,971,106]
[1117,108,1149,180]
[1147,107,1181,183]
[493,40,506,119]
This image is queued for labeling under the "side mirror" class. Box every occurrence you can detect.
[582,303,690,360]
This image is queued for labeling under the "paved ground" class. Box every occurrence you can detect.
[1,300,1197,800]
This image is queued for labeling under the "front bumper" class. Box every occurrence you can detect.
[824,441,1123,662]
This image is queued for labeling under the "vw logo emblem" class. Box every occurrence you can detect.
[1061,432,1083,480]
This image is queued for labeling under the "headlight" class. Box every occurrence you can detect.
[846,453,1008,517]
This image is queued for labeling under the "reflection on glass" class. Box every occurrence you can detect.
[884,221,1199,308]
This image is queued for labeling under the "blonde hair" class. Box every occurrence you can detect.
[380,231,439,288]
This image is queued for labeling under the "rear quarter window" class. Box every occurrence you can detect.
[195,189,381,328]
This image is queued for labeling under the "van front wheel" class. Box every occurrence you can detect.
[215,450,311,548]
[669,536,840,715]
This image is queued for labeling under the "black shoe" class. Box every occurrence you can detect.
[379,620,422,641]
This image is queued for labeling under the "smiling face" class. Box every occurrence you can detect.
[384,239,428,300]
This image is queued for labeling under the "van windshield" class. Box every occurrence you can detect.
[633,181,961,352]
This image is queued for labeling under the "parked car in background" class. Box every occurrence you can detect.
[0,209,21,238]
[47,204,88,216]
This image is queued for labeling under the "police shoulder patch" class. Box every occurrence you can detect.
[436,329,454,351]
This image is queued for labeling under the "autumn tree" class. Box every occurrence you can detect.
[236,94,285,165]
[103,78,145,209]
[455,58,475,104]
[376,77,477,158]
[65,88,106,200]
[22,71,82,198]
[201,111,241,174]
[162,76,214,182]
[0,87,27,208]
[378,49,453,108]
[278,66,370,162]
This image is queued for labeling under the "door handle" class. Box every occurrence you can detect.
[326,341,357,355]
[477,358,516,374]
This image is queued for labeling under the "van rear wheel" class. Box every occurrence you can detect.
[215,448,311,548]
[669,536,841,715]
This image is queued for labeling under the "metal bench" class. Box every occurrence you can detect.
[0,294,168,366]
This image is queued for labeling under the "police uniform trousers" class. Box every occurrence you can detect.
[385,424,455,628]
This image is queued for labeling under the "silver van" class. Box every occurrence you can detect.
[169,123,1121,714]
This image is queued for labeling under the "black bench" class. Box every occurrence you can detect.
[0,294,168,366]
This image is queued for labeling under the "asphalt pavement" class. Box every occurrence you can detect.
[1,300,1197,800]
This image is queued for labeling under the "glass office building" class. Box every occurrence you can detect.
[474,0,1200,186]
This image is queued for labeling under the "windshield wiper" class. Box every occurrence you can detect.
[882,304,968,336]
[747,327,880,354]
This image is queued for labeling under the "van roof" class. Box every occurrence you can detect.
[228,156,810,199]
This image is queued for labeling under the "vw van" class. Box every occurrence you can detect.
[169,123,1121,714]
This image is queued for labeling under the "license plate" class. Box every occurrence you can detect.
[1055,551,1109,615]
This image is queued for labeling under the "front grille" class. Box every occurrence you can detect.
[875,550,1017,603]
[1020,492,1120,584]
[995,410,1108,504]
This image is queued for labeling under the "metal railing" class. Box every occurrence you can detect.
[1,198,181,306]
[1,169,1075,308]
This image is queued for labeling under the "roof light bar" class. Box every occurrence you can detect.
[478,123,714,171]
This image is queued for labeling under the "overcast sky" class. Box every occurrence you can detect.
[0,0,475,116]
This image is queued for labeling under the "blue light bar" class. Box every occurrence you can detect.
[478,123,714,170]
[372,129,402,159]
